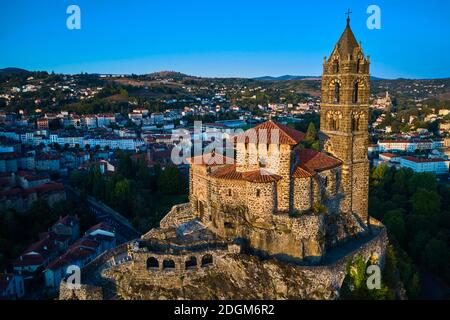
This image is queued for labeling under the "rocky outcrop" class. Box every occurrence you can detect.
[60,225,387,300]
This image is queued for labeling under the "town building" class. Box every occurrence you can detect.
[400,156,450,174]
[0,273,25,300]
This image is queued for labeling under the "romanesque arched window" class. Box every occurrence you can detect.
[333,60,339,73]
[163,259,175,270]
[352,115,359,131]
[194,200,199,213]
[185,256,197,270]
[353,82,359,103]
[201,254,213,267]
[199,201,205,216]
[352,112,365,131]
[146,257,159,270]
[334,83,340,103]
[331,118,338,130]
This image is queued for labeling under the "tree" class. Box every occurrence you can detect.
[411,188,441,217]
[117,153,134,179]
[137,158,152,189]
[408,173,438,195]
[392,168,413,195]
[311,141,320,151]
[391,194,408,210]
[371,164,389,183]
[69,169,89,190]
[383,209,406,244]
[113,178,133,216]
[114,179,132,199]
[158,166,185,195]
[27,200,56,239]
[408,230,431,260]
[305,122,317,142]
[422,238,447,272]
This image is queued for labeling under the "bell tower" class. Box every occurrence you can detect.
[319,15,370,225]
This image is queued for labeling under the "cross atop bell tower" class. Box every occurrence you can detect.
[345,8,352,25]
[319,16,371,225]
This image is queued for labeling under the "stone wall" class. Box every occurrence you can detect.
[293,177,312,211]
[159,203,193,229]
[59,281,103,300]
[91,226,387,300]
[125,249,228,288]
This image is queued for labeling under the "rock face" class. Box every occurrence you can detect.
[59,282,103,300]
[59,218,387,300]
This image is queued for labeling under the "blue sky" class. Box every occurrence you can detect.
[1,0,449,79]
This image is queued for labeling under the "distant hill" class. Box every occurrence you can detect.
[254,75,385,81]
[253,75,320,81]
[0,67,30,75]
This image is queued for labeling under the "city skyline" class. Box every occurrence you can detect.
[1,0,450,79]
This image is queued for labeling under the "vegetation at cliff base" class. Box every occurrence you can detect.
[369,164,450,298]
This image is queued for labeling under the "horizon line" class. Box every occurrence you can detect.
[2,66,450,81]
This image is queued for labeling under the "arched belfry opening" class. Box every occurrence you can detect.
[353,82,359,103]
[333,60,339,73]
[334,83,340,103]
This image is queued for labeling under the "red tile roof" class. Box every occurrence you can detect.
[0,152,19,160]
[378,140,410,144]
[23,233,58,258]
[24,175,50,182]
[242,169,282,183]
[46,257,70,271]
[235,120,305,146]
[379,153,398,158]
[210,164,282,183]
[187,153,235,166]
[0,183,64,198]
[54,215,79,228]
[65,246,96,260]
[46,246,95,271]
[292,166,315,178]
[72,238,100,249]
[32,182,65,195]
[402,156,449,163]
[293,149,342,178]
[13,253,45,267]
[86,222,114,234]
